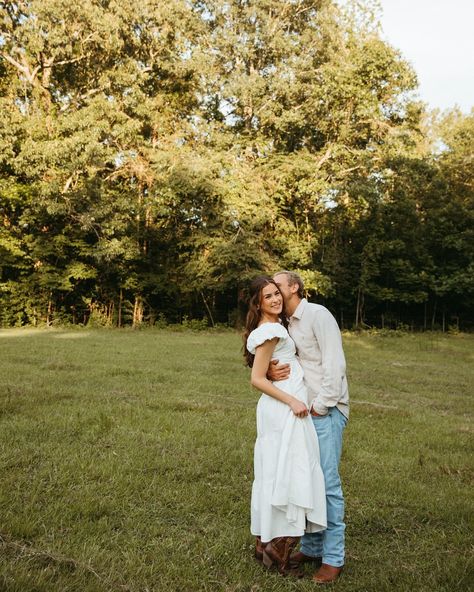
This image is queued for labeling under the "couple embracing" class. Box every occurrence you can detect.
[243,271,349,584]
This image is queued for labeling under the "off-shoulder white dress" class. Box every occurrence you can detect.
[247,322,327,542]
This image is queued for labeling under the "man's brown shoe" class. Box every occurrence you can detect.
[289,551,322,569]
[313,563,343,584]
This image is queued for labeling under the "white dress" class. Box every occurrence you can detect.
[247,322,327,542]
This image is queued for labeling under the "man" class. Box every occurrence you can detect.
[269,270,349,584]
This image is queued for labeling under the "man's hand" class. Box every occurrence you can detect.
[267,359,291,382]
[310,406,328,417]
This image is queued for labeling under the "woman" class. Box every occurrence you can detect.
[243,275,326,576]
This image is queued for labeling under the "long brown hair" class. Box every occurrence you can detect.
[242,275,287,368]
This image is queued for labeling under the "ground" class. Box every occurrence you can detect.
[0,328,472,591]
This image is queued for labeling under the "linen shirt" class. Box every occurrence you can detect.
[288,299,349,418]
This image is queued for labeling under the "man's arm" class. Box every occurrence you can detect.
[266,359,291,382]
[310,308,346,416]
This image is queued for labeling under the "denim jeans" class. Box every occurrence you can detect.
[301,407,347,567]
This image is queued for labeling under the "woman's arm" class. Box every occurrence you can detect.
[251,338,308,418]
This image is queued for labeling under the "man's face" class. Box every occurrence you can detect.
[273,273,293,303]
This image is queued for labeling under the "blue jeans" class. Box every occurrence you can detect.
[301,407,347,567]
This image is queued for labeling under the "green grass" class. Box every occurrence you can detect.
[0,328,473,592]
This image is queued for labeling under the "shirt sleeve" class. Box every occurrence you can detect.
[246,323,288,354]
[309,308,346,415]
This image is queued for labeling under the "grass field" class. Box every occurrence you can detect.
[0,328,472,592]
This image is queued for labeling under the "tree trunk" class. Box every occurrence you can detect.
[133,295,143,328]
[355,287,364,329]
[355,287,360,329]
[108,301,114,325]
[431,298,437,330]
[118,288,123,328]
[46,292,53,326]
[200,291,215,327]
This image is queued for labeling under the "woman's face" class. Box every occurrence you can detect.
[259,283,283,318]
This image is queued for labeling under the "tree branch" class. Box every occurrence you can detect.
[315,146,332,169]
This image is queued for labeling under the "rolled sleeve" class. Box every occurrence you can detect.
[311,398,330,415]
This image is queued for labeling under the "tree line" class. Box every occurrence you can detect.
[1,0,473,330]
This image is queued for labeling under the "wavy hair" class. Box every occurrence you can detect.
[242,275,287,368]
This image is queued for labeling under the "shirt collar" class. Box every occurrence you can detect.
[290,298,307,320]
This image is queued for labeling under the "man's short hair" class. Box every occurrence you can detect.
[275,270,305,298]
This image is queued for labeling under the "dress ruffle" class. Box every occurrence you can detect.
[246,322,288,354]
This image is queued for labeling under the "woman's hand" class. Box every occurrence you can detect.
[289,398,308,418]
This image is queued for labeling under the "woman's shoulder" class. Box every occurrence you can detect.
[246,323,288,354]
[251,322,288,338]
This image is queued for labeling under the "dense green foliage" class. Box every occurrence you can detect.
[0,0,473,329]
[0,328,473,591]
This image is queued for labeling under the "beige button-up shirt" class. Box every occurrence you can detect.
[288,299,349,418]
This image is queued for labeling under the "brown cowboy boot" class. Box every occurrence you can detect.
[313,563,344,584]
[262,537,303,577]
[289,550,322,569]
[255,536,265,562]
